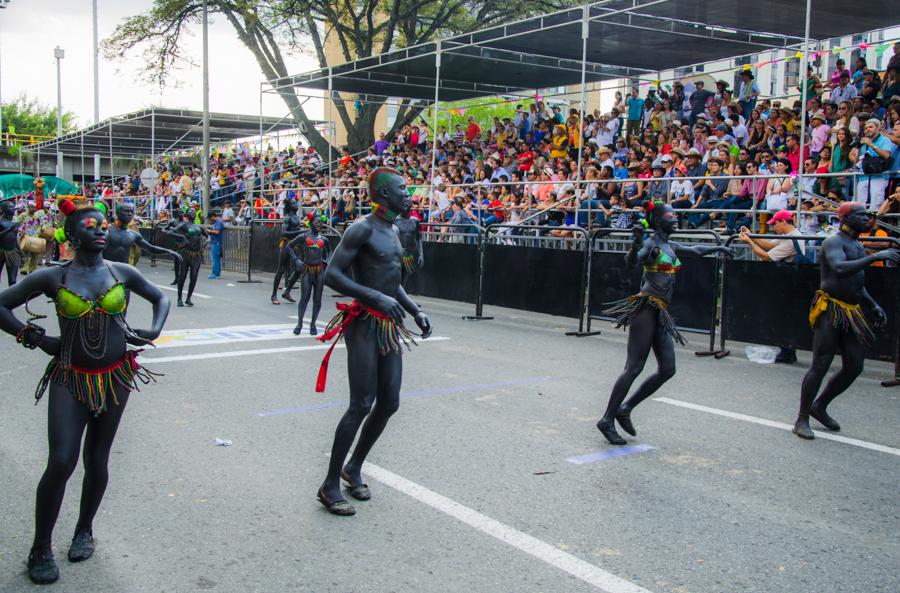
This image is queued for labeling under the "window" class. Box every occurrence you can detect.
[385,99,398,130]
[849,34,864,71]
[784,56,800,93]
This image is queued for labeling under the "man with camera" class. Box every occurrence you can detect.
[855,118,895,210]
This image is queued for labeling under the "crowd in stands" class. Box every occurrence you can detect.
[12,44,898,244]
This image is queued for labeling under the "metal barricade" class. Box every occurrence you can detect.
[720,233,900,387]
[471,224,591,332]
[584,229,724,355]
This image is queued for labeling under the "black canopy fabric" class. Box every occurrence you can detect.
[269,0,896,101]
[23,108,301,158]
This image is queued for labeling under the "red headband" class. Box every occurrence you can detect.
[57,198,77,216]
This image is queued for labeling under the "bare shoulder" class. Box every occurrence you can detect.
[341,217,375,245]
[107,260,141,280]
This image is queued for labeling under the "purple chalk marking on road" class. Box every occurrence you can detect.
[255,376,553,417]
[565,444,656,464]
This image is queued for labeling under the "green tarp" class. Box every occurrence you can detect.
[0,174,78,198]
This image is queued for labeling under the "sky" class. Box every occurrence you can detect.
[0,0,324,129]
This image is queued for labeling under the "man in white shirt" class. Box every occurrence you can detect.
[829,71,858,103]
[429,184,451,221]
[594,113,617,147]
[221,201,235,224]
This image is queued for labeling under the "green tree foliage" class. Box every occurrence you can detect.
[104,0,577,157]
[2,94,77,138]
[1,95,78,157]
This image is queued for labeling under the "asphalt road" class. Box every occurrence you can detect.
[0,261,897,593]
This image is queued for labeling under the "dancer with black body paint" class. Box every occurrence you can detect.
[794,202,900,439]
[0,198,22,286]
[271,199,304,305]
[597,201,733,445]
[104,202,183,269]
[0,198,169,585]
[395,204,423,291]
[162,206,208,307]
[314,168,432,516]
[291,211,331,336]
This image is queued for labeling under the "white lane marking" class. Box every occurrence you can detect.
[654,397,900,457]
[155,285,213,299]
[154,323,314,349]
[140,337,450,364]
[364,463,654,593]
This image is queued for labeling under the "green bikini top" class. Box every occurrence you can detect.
[55,264,127,319]
[643,249,682,274]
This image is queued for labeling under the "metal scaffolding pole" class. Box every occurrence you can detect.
[79,132,84,188]
[796,0,812,221]
[108,118,113,182]
[575,6,589,228]
[93,0,101,182]
[201,0,211,213]
[327,67,333,225]
[429,41,441,211]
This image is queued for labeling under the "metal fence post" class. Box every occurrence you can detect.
[567,227,601,337]
[462,226,493,320]
[237,222,260,284]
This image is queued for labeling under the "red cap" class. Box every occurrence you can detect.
[768,210,794,225]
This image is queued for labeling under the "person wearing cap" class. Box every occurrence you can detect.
[809,112,831,159]
[689,80,713,125]
[830,70,858,103]
[855,118,895,210]
[683,148,707,199]
[738,70,760,118]
[668,164,694,210]
[646,161,669,201]
[596,145,615,170]
[621,163,646,205]
[739,209,806,263]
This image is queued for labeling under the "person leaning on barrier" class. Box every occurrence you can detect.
[739,209,808,364]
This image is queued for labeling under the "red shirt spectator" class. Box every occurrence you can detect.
[517,148,535,172]
[466,117,481,141]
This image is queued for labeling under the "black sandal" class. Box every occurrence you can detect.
[316,487,356,516]
[68,528,95,563]
[27,548,59,585]
[341,470,372,501]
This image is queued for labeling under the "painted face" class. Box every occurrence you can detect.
[843,207,870,233]
[73,211,109,251]
[655,204,678,233]
[378,173,408,214]
[116,204,135,225]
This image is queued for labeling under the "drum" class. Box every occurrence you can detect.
[19,235,47,254]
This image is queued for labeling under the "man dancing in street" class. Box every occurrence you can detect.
[794,202,900,439]
[314,167,432,515]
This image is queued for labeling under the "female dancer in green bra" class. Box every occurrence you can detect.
[0,198,170,584]
[597,201,733,445]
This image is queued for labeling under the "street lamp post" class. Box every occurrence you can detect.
[0,1,13,146]
[54,46,64,179]
[92,0,100,182]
